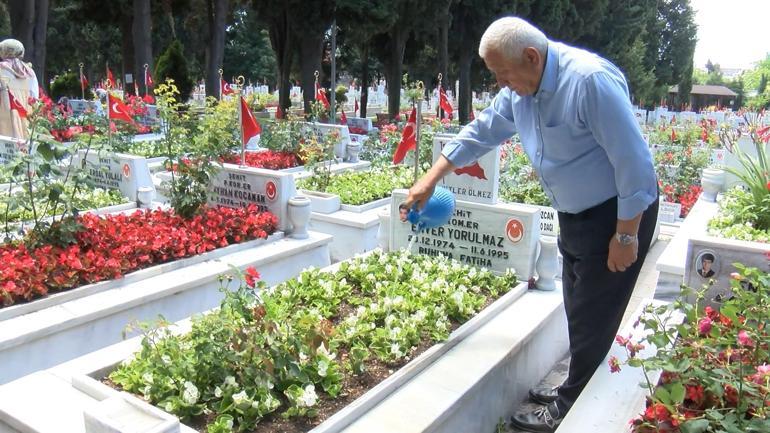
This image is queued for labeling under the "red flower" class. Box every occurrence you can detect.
[608,355,621,373]
[737,329,754,346]
[244,266,260,288]
[685,384,705,404]
[698,317,713,335]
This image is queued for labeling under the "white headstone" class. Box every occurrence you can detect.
[389,190,540,278]
[74,151,155,202]
[658,200,682,223]
[0,136,27,164]
[304,122,352,160]
[537,206,559,237]
[346,117,372,134]
[432,134,500,205]
[67,99,98,116]
[207,163,297,232]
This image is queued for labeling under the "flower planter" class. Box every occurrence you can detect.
[300,189,342,214]
[0,230,332,385]
[0,257,569,433]
[656,196,769,301]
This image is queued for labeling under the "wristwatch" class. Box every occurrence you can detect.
[615,232,638,246]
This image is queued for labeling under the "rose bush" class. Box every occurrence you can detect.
[612,265,769,433]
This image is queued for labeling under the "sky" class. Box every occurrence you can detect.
[691,0,770,70]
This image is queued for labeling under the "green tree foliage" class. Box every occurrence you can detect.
[645,0,697,105]
[0,1,11,38]
[49,71,95,100]
[223,9,276,86]
[155,39,194,100]
[757,73,767,94]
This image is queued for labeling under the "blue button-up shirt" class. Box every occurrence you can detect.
[442,41,657,220]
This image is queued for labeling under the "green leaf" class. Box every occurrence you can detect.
[669,382,685,404]
[37,142,54,161]
[48,184,63,202]
[654,386,671,404]
[680,419,710,433]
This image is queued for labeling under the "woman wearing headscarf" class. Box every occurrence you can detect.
[0,39,39,139]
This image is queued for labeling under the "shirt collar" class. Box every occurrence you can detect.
[537,41,558,95]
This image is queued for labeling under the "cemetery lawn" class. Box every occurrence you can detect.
[108,250,518,432]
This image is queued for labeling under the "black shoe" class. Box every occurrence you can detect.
[510,402,564,433]
[529,385,559,405]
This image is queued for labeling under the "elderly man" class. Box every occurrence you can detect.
[0,39,39,139]
[402,17,658,432]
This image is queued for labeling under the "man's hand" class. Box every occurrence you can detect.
[402,155,457,215]
[607,236,638,272]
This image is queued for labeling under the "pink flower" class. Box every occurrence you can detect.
[752,364,770,384]
[615,334,629,346]
[737,329,754,346]
[608,356,621,373]
[698,317,713,335]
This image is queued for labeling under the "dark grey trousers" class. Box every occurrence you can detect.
[555,196,659,412]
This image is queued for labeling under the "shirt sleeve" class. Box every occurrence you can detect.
[579,72,657,220]
[441,88,517,168]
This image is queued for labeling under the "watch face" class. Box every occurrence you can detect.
[617,233,636,245]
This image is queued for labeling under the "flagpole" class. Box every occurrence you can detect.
[143,64,149,97]
[218,69,224,101]
[236,75,246,167]
[330,19,337,124]
[437,73,443,119]
[79,63,85,100]
[106,78,112,150]
[415,81,424,185]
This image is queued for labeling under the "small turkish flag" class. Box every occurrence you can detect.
[106,67,116,88]
[354,98,359,115]
[276,105,284,120]
[240,96,262,147]
[145,69,154,88]
[469,108,475,121]
[8,90,27,118]
[439,87,453,119]
[392,107,417,164]
[221,79,234,96]
[315,83,330,109]
[108,93,134,124]
[339,109,347,125]
[80,71,89,91]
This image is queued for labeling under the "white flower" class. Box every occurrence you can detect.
[318,343,336,360]
[182,381,199,405]
[385,314,396,326]
[318,360,329,377]
[452,291,464,305]
[232,390,248,405]
[161,354,171,365]
[390,327,401,339]
[385,264,394,274]
[413,309,426,322]
[299,351,309,363]
[392,295,404,306]
[164,401,174,412]
[339,278,348,287]
[468,267,477,278]
[225,376,237,387]
[299,384,318,407]
[142,385,151,396]
[390,342,401,356]
[142,372,154,384]
[214,386,223,398]
[281,288,291,298]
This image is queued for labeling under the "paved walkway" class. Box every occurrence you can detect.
[505,224,677,432]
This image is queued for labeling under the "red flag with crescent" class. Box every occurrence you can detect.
[80,71,89,91]
[106,67,116,88]
[276,105,284,120]
[354,98,359,116]
[392,107,417,164]
[439,87,453,119]
[8,90,27,118]
[221,79,234,96]
[240,96,262,147]
[316,85,330,109]
[339,109,348,125]
[108,93,134,124]
[145,69,154,88]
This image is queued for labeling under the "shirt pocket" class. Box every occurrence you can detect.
[541,123,591,161]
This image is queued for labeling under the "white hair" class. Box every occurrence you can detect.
[478,17,548,62]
